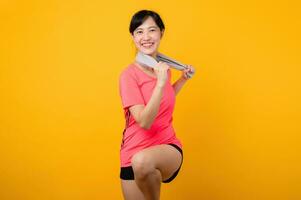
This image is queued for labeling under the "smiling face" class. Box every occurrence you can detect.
[132,17,164,57]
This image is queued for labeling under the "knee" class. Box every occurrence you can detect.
[131,153,156,179]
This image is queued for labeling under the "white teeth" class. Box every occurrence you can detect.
[142,43,153,47]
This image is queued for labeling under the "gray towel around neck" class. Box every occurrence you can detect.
[135,52,195,78]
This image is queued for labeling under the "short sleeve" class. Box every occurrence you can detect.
[119,70,145,109]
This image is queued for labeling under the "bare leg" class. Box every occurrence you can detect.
[131,144,182,200]
[121,180,146,200]
[133,165,162,200]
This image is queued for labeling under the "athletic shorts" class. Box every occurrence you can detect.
[120,143,183,183]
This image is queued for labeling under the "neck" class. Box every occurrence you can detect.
[150,52,157,58]
[137,51,158,59]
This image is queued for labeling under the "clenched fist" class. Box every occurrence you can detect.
[153,61,170,87]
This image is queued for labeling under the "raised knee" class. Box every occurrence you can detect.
[131,153,155,179]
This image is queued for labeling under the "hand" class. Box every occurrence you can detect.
[181,65,195,80]
[153,61,170,87]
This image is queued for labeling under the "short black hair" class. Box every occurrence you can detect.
[129,10,165,35]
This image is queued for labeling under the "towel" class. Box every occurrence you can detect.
[135,52,195,78]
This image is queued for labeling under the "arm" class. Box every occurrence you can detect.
[129,62,169,130]
[172,77,188,96]
[129,83,164,129]
[172,65,195,96]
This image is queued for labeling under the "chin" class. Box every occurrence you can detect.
[139,49,157,56]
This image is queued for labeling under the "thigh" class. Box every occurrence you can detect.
[121,180,145,200]
[132,144,183,181]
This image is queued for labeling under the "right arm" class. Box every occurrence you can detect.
[129,62,169,130]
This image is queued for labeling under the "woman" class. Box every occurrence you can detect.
[119,10,194,200]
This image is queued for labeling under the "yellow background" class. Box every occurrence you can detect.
[1,0,300,199]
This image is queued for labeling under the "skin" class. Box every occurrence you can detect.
[121,16,195,200]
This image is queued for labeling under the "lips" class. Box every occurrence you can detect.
[141,42,154,48]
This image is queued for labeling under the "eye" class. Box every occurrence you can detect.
[135,30,143,35]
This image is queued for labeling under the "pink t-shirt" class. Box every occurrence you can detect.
[119,63,182,167]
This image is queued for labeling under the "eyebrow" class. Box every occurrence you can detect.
[135,26,159,31]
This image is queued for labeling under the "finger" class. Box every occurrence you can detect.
[163,63,170,70]
[155,61,163,68]
[188,66,194,73]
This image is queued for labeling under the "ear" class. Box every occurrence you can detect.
[160,30,164,38]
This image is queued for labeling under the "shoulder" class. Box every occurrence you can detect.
[119,63,138,82]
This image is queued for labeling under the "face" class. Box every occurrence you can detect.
[132,17,163,57]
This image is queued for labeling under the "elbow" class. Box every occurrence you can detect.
[139,121,152,130]
[135,111,152,130]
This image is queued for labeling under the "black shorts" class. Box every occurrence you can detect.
[120,143,183,183]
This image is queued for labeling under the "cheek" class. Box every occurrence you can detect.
[133,37,141,46]
[152,33,162,42]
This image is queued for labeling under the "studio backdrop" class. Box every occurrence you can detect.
[0,0,300,199]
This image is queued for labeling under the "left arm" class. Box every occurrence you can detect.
[172,65,195,96]
[172,77,188,96]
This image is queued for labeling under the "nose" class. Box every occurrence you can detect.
[142,31,151,40]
